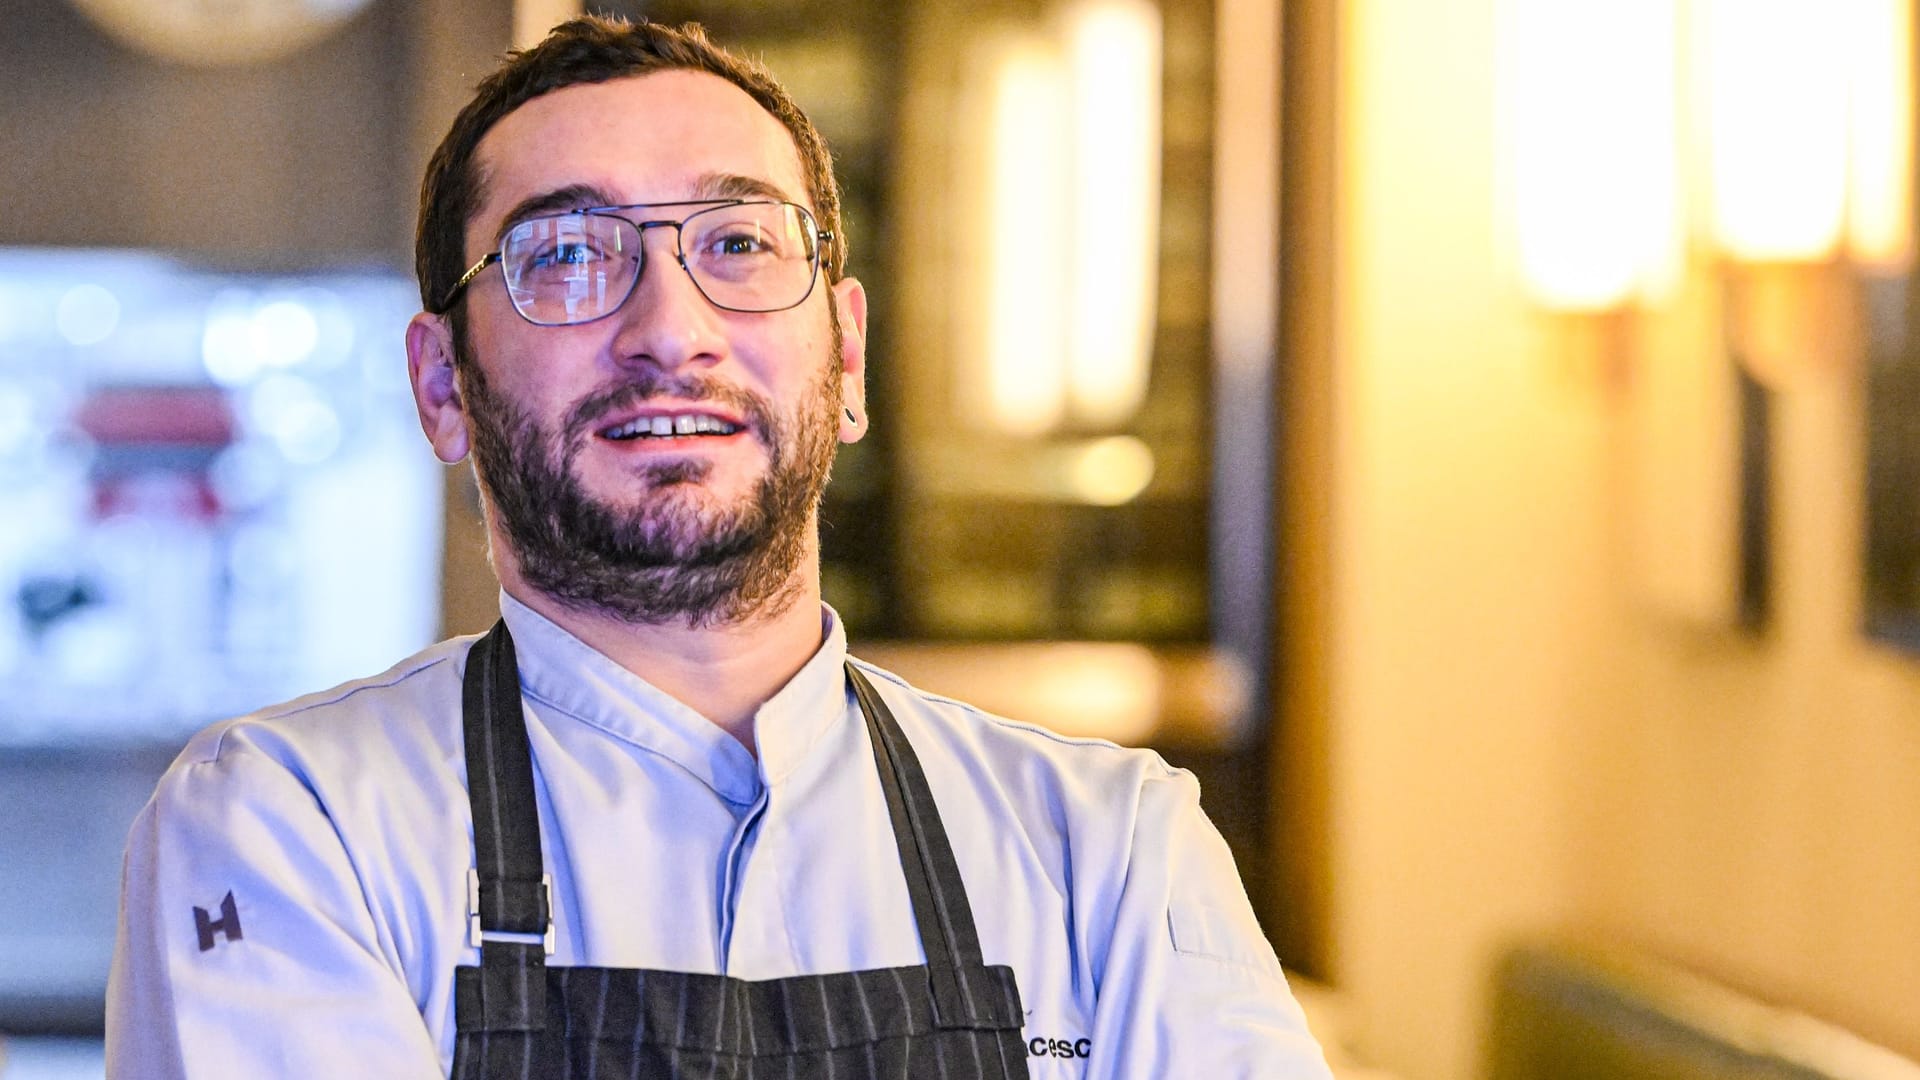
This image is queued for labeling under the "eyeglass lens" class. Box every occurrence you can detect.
[500,202,820,326]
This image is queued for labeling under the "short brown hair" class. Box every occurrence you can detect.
[414,16,846,319]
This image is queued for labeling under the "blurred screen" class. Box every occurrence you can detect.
[0,248,440,744]
[0,249,439,1037]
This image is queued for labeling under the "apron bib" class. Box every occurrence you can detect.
[450,621,1031,1079]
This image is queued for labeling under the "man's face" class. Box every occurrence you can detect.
[410,71,867,626]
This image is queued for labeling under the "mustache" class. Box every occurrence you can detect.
[563,371,777,448]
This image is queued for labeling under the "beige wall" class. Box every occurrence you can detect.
[1327,1,1603,1075]
[1323,0,1920,1076]
[1574,360,1920,1060]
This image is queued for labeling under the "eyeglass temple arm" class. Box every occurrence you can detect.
[434,252,502,314]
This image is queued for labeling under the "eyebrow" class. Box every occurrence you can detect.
[490,173,800,246]
[492,182,619,246]
[688,172,795,204]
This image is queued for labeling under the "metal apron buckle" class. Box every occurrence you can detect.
[466,867,555,955]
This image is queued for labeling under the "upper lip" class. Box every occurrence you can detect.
[594,403,747,437]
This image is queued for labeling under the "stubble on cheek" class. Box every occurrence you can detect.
[450,320,843,628]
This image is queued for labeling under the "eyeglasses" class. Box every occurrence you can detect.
[435,199,832,326]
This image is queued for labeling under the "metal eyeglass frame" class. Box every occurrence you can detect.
[432,198,834,325]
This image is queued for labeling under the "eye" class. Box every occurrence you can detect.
[702,227,775,259]
[530,239,602,269]
[508,213,628,279]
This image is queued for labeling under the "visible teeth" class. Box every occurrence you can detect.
[604,413,740,439]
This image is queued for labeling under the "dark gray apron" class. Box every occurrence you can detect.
[451,621,1031,1079]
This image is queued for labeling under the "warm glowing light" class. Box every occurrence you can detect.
[975,4,1162,436]
[1507,0,1679,310]
[1705,0,1850,261]
[1012,644,1161,743]
[67,0,373,67]
[1510,0,1913,282]
[1846,0,1914,268]
[984,41,1071,437]
[1063,0,1162,425]
[1065,435,1156,505]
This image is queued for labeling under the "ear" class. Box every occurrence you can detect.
[405,311,471,464]
[832,276,869,444]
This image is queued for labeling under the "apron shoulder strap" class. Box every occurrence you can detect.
[847,662,1000,1028]
[462,621,550,1029]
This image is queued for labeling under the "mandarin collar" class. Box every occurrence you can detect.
[497,591,852,805]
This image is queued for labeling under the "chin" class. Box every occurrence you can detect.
[588,469,766,532]
[595,469,751,511]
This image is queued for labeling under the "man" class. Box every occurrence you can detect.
[108,16,1332,1079]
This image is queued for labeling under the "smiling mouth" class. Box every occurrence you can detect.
[600,413,745,441]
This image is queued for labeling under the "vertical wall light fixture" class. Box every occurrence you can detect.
[1701,0,1913,386]
[972,0,1164,436]
[1503,0,1682,311]
[983,41,1075,437]
[1843,0,1914,270]
[1704,0,1913,267]
[1505,0,1913,307]
[1704,0,1852,261]
[1064,0,1164,428]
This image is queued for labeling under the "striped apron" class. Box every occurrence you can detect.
[451,621,1032,1079]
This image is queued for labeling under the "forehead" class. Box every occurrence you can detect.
[468,69,808,245]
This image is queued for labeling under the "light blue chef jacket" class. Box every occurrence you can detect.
[107,594,1331,1078]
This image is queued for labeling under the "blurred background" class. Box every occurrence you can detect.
[1,0,1918,1077]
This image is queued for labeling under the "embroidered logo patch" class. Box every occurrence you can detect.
[193,891,243,952]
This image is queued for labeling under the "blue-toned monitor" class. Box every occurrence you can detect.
[0,249,440,745]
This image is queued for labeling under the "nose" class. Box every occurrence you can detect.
[606,223,725,372]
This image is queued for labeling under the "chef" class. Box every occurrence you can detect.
[106,15,1333,1079]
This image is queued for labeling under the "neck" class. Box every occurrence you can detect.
[493,543,828,755]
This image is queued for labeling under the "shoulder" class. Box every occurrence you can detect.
[143,634,478,839]
[847,655,1187,789]
[169,634,475,774]
[844,656,1266,979]
[126,635,481,934]
[845,654,1200,851]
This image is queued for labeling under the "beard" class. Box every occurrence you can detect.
[456,315,843,629]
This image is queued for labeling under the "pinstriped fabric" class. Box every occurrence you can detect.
[847,667,1000,1031]
[453,962,1024,1078]
[451,623,1029,1080]
[463,628,550,938]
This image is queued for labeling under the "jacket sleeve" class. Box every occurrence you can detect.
[1084,770,1334,1080]
[106,734,444,1078]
